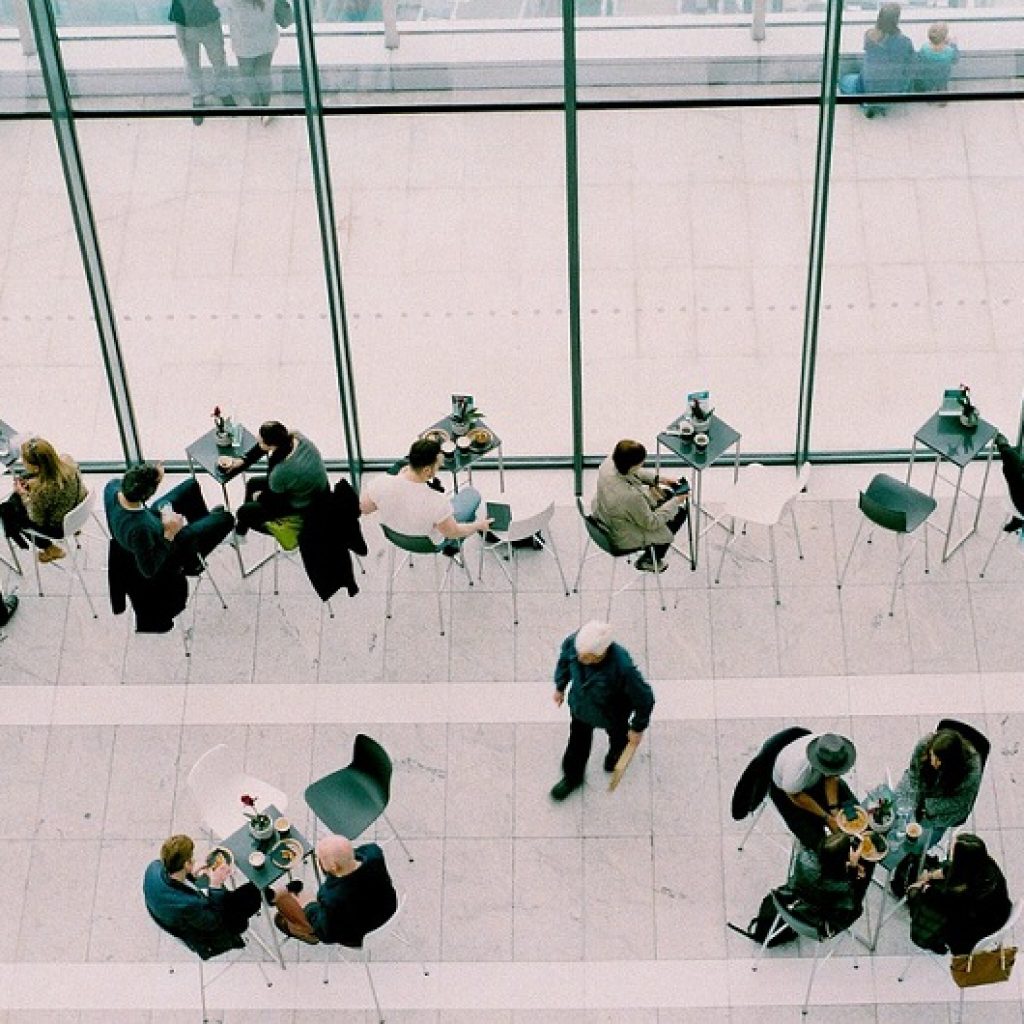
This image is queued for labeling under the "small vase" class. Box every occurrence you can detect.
[215,430,234,449]
[871,814,893,835]
[451,419,469,437]
[248,817,276,846]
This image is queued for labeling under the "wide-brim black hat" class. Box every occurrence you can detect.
[807,733,856,776]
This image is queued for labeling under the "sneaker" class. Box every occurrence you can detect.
[0,594,17,627]
[220,95,237,107]
[549,777,581,801]
[260,113,274,127]
[635,556,668,574]
[191,99,204,126]
[38,545,66,564]
[1003,516,1024,534]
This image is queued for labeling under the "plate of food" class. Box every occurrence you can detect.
[420,427,450,445]
[269,837,304,870]
[857,831,888,862]
[836,804,870,835]
[205,847,234,871]
[468,426,493,449]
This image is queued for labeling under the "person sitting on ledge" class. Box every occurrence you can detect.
[359,437,490,555]
[224,420,329,541]
[591,439,688,574]
[104,463,234,578]
[994,432,1024,533]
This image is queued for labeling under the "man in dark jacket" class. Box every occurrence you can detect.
[549,621,655,801]
[143,834,261,959]
[270,835,397,947]
[0,590,17,627]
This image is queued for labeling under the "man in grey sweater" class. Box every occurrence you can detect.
[227,421,329,538]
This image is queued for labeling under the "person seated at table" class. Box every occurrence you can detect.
[224,420,329,540]
[785,832,873,935]
[0,589,18,627]
[770,732,858,850]
[907,833,1011,955]
[104,463,234,578]
[591,439,689,574]
[143,834,262,959]
[0,436,86,563]
[894,728,982,831]
[359,437,490,555]
[269,835,398,947]
[994,432,1024,534]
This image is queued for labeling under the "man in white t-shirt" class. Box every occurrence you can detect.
[770,732,857,849]
[359,438,489,552]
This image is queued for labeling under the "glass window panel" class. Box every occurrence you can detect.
[75,113,347,463]
[328,110,570,459]
[816,99,1024,451]
[579,106,817,458]
[0,120,123,458]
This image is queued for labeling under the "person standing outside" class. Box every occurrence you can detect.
[224,0,280,123]
[549,621,655,801]
[169,0,237,125]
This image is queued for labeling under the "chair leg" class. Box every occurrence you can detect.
[32,545,43,596]
[364,951,384,1024]
[650,545,666,612]
[768,526,780,606]
[606,554,617,621]
[790,504,805,560]
[896,950,915,983]
[382,810,415,863]
[978,528,1005,578]
[546,532,570,596]
[200,557,228,610]
[889,533,905,617]
[2,532,23,575]
[69,547,99,618]
[737,802,766,851]
[801,941,826,1017]
[572,536,592,593]
[837,518,866,589]
[273,543,280,596]
[384,545,396,621]
[714,517,734,585]
[432,554,445,636]
[325,598,335,619]
[199,960,209,1024]
[511,545,519,626]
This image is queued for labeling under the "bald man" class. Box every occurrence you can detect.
[271,835,397,947]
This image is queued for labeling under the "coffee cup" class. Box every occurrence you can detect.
[216,454,234,472]
[440,440,456,457]
[678,421,695,441]
[275,816,290,834]
[694,432,710,450]
[905,821,923,841]
[457,436,472,451]
[248,850,266,869]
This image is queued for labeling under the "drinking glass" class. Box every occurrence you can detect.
[0,436,9,459]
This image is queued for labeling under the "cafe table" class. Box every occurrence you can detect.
[906,410,998,563]
[0,418,24,574]
[185,423,269,577]
[216,804,315,969]
[655,412,741,570]
[419,416,505,494]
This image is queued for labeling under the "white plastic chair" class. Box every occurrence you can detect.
[476,501,569,625]
[187,744,289,840]
[897,898,1023,1023]
[714,463,811,605]
[19,489,105,617]
[322,893,429,1022]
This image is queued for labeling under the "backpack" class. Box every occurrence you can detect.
[728,892,798,947]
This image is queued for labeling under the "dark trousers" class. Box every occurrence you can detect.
[561,714,628,784]
[769,776,855,851]
[998,441,1024,519]
[0,590,11,627]
[652,501,689,560]
[152,479,234,565]
[218,881,263,934]
[0,493,59,550]
[235,475,295,536]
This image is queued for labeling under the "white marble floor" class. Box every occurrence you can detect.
[1,465,1023,1022]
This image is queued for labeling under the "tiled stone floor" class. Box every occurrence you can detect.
[1,465,1023,1021]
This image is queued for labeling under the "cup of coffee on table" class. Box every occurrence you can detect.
[905,821,923,841]
[275,816,290,835]
[248,850,266,869]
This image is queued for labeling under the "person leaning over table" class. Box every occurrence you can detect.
[268,834,398,947]
[784,832,873,935]
[906,832,1012,955]
[221,420,329,540]
[591,439,688,574]
[770,732,858,850]
[549,620,655,802]
[143,834,262,959]
[894,728,982,832]
[358,437,490,555]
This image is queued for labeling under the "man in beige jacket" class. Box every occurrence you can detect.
[591,439,688,573]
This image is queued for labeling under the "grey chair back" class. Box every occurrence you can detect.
[937,718,991,769]
[859,488,909,534]
[382,524,442,555]
[575,497,621,557]
[352,733,394,804]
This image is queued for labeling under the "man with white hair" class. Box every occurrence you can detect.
[549,620,655,801]
[269,834,397,947]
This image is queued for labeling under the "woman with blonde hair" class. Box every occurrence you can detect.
[0,437,86,562]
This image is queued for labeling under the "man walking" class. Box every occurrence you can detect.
[549,620,655,801]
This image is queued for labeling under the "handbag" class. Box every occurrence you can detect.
[274,0,295,27]
[949,946,1016,988]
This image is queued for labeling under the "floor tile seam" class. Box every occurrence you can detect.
[5,671,1019,727]
[3,955,1015,1011]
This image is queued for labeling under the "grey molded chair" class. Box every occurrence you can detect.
[837,473,937,616]
[304,733,414,864]
[382,524,472,637]
[572,497,666,616]
[477,501,569,626]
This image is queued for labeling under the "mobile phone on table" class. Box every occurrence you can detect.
[486,502,511,533]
